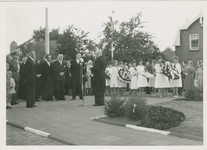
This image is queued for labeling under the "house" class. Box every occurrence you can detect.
[173,12,203,67]
[8,38,35,56]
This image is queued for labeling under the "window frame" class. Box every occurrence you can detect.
[189,33,199,51]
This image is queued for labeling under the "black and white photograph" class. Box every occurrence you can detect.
[1,1,206,149]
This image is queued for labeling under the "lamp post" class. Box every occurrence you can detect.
[45,7,50,54]
[111,11,115,63]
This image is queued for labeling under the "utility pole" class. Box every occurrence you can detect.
[111,11,115,63]
[45,7,50,54]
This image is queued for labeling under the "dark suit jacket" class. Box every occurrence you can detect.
[53,60,66,81]
[9,60,20,82]
[91,55,107,91]
[25,57,36,85]
[70,59,86,78]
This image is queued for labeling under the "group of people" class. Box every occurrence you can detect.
[6,49,203,109]
[6,49,107,109]
[105,55,203,98]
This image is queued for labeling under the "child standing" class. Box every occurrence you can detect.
[6,63,15,109]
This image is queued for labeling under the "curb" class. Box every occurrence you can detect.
[6,121,77,145]
[91,116,203,141]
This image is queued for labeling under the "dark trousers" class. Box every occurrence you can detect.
[55,80,65,100]
[94,89,105,105]
[72,77,83,99]
[11,80,19,104]
[35,78,41,101]
[26,78,35,107]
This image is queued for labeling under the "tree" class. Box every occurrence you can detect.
[99,12,165,63]
[162,47,175,61]
[21,39,60,61]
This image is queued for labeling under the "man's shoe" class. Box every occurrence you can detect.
[80,98,84,100]
[35,100,41,102]
[93,104,98,106]
[71,99,75,100]
[6,106,12,109]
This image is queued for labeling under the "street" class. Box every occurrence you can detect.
[6,125,65,145]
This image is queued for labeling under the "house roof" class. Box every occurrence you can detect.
[173,12,203,46]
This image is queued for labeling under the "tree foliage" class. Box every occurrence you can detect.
[99,12,166,63]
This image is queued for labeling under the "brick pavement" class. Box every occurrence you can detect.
[6,125,66,145]
[6,95,203,146]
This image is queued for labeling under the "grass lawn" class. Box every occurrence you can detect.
[97,100,203,137]
[153,100,203,137]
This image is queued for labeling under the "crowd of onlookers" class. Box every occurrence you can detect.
[6,51,203,109]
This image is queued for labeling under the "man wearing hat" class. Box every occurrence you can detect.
[91,49,107,106]
[9,52,20,105]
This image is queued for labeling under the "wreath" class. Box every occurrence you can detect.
[117,69,131,83]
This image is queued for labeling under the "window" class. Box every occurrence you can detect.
[189,34,199,50]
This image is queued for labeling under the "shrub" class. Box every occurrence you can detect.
[139,106,185,130]
[124,96,149,121]
[104,95,125,118]
[184,87,203,101]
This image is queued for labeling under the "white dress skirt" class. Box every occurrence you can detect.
[169,63,182,88]
[109,66,119,88]
[154,64,170,88]
[105,67,111,87]
[148,78,155,87]
[137,65,149,88]
[130,67,138,89]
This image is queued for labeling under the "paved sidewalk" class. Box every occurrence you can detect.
[6,95,202,146]
[7,125,65,145]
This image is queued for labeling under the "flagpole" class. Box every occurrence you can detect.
[45,7,50,54]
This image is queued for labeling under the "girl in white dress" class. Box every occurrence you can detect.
[118,61,127,95]
[169,56,182,98]
[128,62,133,93]
[105,63,112,96]
[109,60,119,93]
[137,60,148,96]
[130,61,138,95]
[148,60,156,96]
[154,56,170,97]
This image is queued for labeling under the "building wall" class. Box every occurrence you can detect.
[175,19,203,67]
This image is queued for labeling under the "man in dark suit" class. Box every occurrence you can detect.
[65,60,72,95]
[91,49,107,106]
[9,53,20,105]
[53,54,66,100]
[24,51,36,108]
[35,60,42,102]
[41,54,54,101]
[18,57,27,100]
[70,53,85,100]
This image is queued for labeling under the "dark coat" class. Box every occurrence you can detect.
[91,55,107,91]
[9,59,20,82]
[53,60,66,81]
[41,61,54,100]
[25,57,36,107]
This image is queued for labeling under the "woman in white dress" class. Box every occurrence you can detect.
[130,61,138,95]
[169,56,182,98]
[148,60,156,96]
[137,60,148,96]
[118,61,127,95]
[109,60,119,93]
[105,63,112,96]
[154,56,170,97]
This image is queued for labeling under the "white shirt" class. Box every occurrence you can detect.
[45,60,50,66]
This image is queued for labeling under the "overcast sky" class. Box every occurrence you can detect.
[5,1,207,54]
